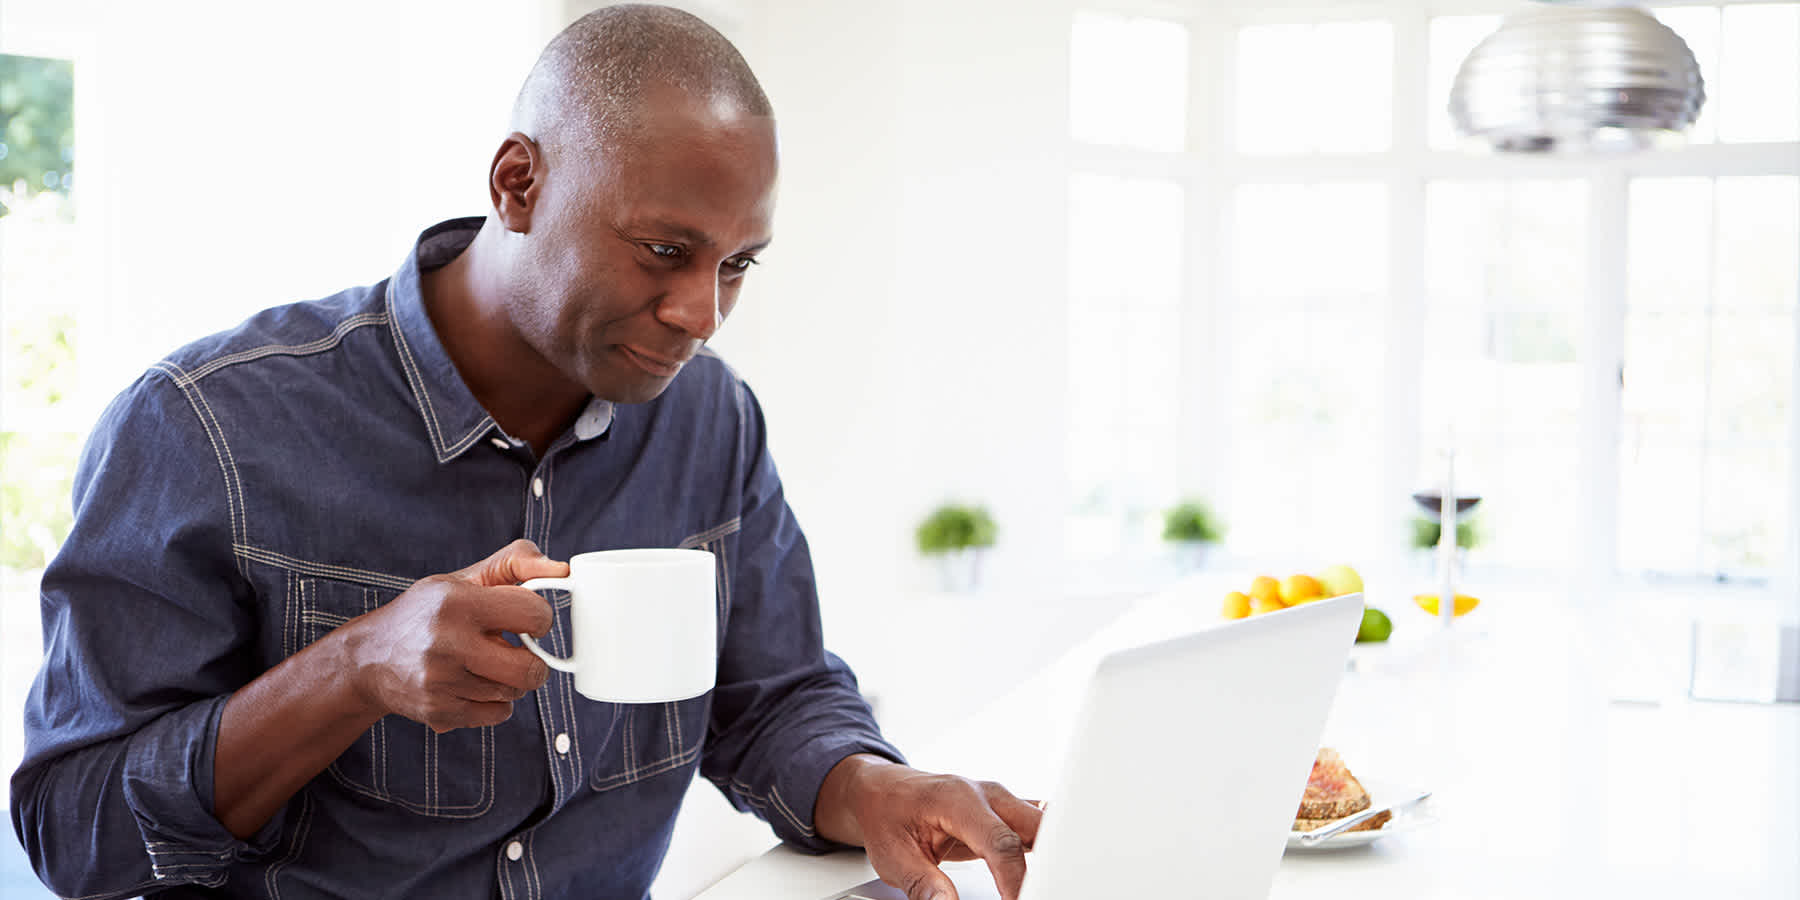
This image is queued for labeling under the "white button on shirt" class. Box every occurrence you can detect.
[506,840,524,862]
[531,477,544,498]
[554,732,571,755]
[489,437,510,450]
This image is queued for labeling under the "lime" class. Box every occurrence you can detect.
[1356,607,1392,643]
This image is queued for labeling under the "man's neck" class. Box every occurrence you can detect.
[419,221,588,458]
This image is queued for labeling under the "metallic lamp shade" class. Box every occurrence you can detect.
[1449,4,1706,153]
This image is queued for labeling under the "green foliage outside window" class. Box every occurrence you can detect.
[1,430,78,570]
[0,53,76,217]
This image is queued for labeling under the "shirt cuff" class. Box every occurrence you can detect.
[770,732,907,854]
[120,694,287,884]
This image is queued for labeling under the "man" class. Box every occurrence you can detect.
[9,6,1038,899]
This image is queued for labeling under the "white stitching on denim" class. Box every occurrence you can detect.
[497,841,516,900]
[183,377,249,574]
[769,785,811,837]
[718,540,732,625]
[172,312,388,384]
[524,831,542,900]
[589,741,702,793]
[234,544,415,591]
[265,791,314,900]
[726,776,817,837]
[663,703,676,758]
[141,845,232,856]
[543,468,584,786]
[678,517,742,549]
[55,877,165,900]
[151,363,247,578]
[624,706,636,781]
[385,285,454,460]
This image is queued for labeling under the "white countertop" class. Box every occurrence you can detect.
[691,577,1800,900]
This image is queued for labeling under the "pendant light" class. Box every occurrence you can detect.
[1449,2,1706,153]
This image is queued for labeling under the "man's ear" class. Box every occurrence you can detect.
[490,132,543,233]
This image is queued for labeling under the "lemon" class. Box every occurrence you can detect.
[1250,596,1287,616]
[1249,575,1282,605]
[1281,574,1324,605]
[1222,591,1252,620]
[1316,564,1364,598]
[1356,607,1392,642]
[1413,592,1480,616]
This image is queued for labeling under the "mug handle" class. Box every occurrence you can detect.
[519,576,578,674]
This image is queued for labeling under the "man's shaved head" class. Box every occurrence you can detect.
[511,4,773,163]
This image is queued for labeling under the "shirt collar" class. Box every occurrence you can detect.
[386,217,614,463]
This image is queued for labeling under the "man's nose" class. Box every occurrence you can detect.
[657,269,721,342]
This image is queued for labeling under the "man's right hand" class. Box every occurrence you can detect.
[213,539,566,839]
[345,539,564,732]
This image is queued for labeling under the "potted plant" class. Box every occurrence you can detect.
[915,503,997,592]
[1410,515,1479,575]
[1161,499,1224,571]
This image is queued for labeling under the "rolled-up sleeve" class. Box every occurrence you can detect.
[698,380,905,852]
[9,369,281,897]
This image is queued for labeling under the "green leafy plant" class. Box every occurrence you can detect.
[1161,499,1223,543]
[1410,515,1478,550]
[1,430,79,570]
[915,504,997,555]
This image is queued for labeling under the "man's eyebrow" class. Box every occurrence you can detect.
[631,220,771,254]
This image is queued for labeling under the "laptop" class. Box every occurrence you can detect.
[827,591,1364,900]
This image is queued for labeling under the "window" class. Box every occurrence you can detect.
[1227,182,1389,561]
[1622,176,1798,577]
[1065,2,1800,587]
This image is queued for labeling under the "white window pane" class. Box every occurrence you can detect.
[1619,442,1704,572]
[1715,176,1800,312]
[1628,177,1713,312]
[1067,172,1185,549]
[1239,23,1392,154]
[1423,180,1586,572]
[1704,446,1788,571]
[1226,180,1388,561]
[1624,311,1709,437]
[1709,312,1792,445]
[1234,183,1315,298]
[1428,15,1502,149]
[1650,6,1721,143]
[1237,25,1315,154]
[1070,11,1189,152]
[1310,182,1389,298]
[1235,182,1387,301]
[1311,22,1394,153]
[1717,3,1800,143]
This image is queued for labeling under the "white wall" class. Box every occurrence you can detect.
[720,0,1077,619]
[4,0,560,403]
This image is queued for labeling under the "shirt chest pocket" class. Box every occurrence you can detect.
[288,575,495,819]
[588,695,709,793]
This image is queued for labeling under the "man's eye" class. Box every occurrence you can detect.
[646,243,682,258]
[724,256,759,271]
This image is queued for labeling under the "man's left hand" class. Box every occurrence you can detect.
[815,754,1042,900]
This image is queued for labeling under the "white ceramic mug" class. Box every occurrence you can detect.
[519,548,717,703]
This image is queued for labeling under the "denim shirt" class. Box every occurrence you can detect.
[10,218,901,900]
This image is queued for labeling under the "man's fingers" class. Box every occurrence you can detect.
[871,845,959,900]
[425,698,516,733]
[471,585,556,638]
[464,640,550,693]
[456,539,569,589]
[984,787,1044,851]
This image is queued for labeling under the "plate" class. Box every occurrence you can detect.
[1283,781,1435,853]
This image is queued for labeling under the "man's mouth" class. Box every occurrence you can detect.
[618,345,687,377]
